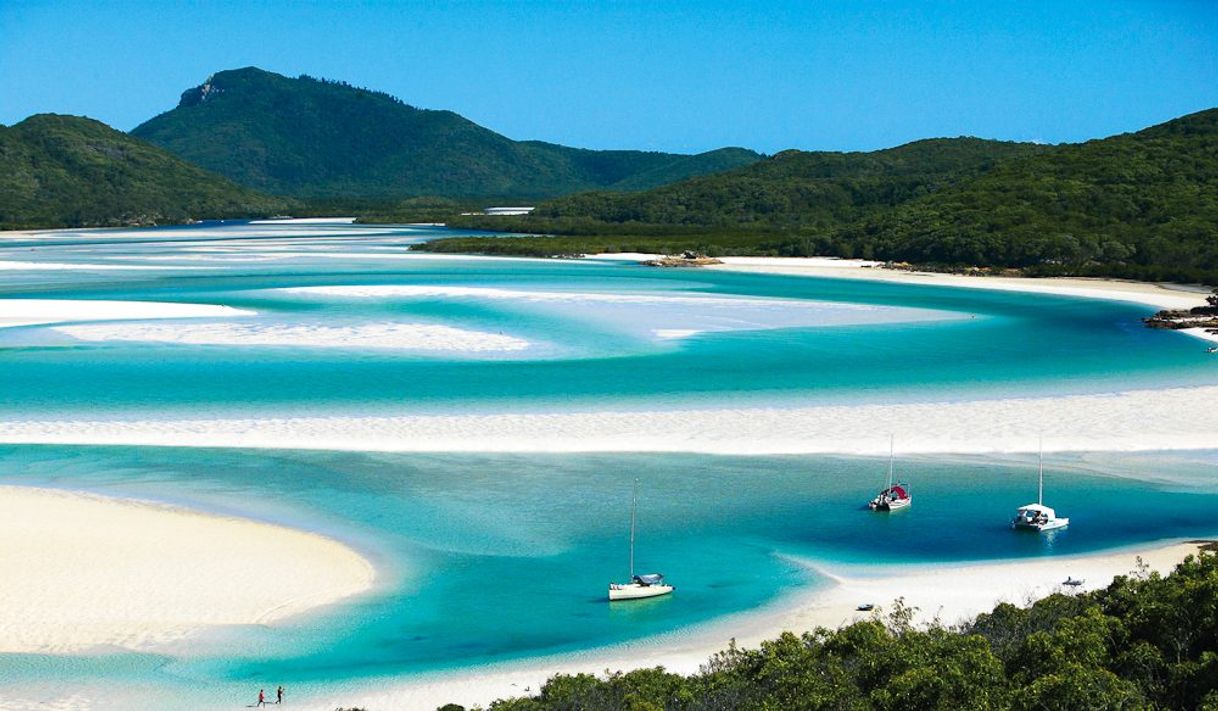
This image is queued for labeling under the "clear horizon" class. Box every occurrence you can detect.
[2,0,1217,154]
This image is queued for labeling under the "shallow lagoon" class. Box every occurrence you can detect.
[1,221,1217,705]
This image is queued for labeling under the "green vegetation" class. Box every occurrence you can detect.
[0,114,289,229]
[440,551,1218,710]
[131,68,762,200]
[424,109,1218,284]
[843,109,1218,283]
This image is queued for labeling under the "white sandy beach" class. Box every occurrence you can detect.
[708,256,1213,312]
[0,486,374,654]
[301,540,1205,711]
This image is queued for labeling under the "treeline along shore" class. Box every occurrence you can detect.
[427,549,1218,711]
[418,108,1218,286]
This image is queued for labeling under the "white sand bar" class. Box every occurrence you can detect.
[304,541,1202,711]
[0,299,253,330]
[0,486,374,654]
[52,321,530,353]
[2,383,1216,454]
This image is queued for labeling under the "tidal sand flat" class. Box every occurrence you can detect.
[2,383,1215,454]
[0,299,252,330]
[0,485,374,654]
[53,321,531,353]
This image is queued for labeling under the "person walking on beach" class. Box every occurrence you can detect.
[276,685,284,704]
[257,688,266,707]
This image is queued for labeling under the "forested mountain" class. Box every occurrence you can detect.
[0,114,289,229]
[437,109,1218,282]
[131,68,763,199]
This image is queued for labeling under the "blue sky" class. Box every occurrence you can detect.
[2,0,1216,154]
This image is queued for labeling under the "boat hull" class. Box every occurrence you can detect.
[870,496,911,512]
[1012,517,1069,532]
[609,583,675,601]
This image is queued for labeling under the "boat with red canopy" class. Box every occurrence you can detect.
[869,436,911,512]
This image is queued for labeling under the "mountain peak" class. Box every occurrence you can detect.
[134,69,762,199]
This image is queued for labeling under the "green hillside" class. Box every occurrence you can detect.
[131,68,763,199]
[526,136,1048,228]
[0,114,289,229]
[432,109,1218,282]
[840,108,1218,281]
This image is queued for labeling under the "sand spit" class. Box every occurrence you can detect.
[0,486,374,654]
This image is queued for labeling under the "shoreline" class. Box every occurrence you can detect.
[0,485,375,654]
[706,255,1214,320]
[703,256,1212,308]
[302,539,1205,710]
[590,253,1218,345]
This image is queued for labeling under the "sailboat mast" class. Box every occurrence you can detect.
[887,434,895,489]
[1038,437,1044,506]
[629,478,638,579]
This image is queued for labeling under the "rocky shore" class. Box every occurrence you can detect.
[641,251,724,267]
[1143,289,1218,336]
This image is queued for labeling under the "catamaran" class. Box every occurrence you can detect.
[869,435,911,511]
[608,479,674,601]
[1012,440,1069,532]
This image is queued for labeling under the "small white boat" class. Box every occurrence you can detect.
[1063,576,1085,587]
[608,479,674,602]
[869,436,911,512]
[1012,441,1069,532]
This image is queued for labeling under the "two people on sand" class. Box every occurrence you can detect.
[255,686,284,706]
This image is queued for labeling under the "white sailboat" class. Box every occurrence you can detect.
[608,479,674,601]
[1012,440,1069,532]
[869,435,911,512]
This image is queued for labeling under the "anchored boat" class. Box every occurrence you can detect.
[1012,440,1069,532]
[869,435,911,512]
[608,479,674,601]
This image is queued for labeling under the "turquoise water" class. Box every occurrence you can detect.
[1,223,1216,420]
[1,221,1217,706]
[2,446,1217,708]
